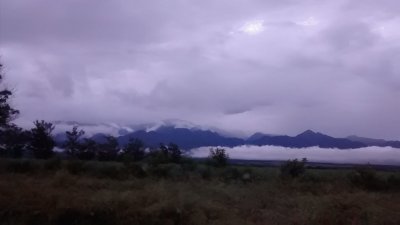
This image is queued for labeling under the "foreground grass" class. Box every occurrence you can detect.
[0,159,399,225]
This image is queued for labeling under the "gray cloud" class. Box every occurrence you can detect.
[0,0,399,139]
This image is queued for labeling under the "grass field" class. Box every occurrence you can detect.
[0,159,399,225]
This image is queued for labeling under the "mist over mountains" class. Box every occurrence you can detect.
[53,121,400,150]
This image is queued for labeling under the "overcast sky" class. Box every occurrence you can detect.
[0,0,399,139]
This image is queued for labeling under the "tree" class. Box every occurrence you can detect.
[159,142,182,163]
[28,120,55,159]
[208,148,229,167]
[64,126,85,158]
[166,143,181,163]
[0,125,30,158]
[121,138,145,161]
[0,62,19,128]
[147,143,182,165]
[280,158,307,178]
[76,138,97,160]
[0,62,24,157]
[97,136,119,161]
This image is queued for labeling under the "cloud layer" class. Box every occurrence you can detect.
[190,145,400,165]
[0,0,399,139]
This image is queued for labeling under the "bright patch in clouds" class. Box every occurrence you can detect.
[239,20,265,35]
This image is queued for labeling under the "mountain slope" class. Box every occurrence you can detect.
[117,126,244,149]
[52,122,400,149]
[247,130,366,149]
[347,135,400,148]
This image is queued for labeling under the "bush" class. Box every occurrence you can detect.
[78,161,126,179]
[124,162,147,178]
[88,163,125,179]
[146,149,170,166]
[348,166,387,191]
[5,159,34,173]
[180,157,197,172]
[241,168,253,183]
[299,172,324,183]
[121,138,145,162]
[43,157,62,171]
[96,136,119,161]
[222,167,241,181]
[148,163,184,179]
[197,166,212,180]
[387,174,400,190]
[280,158,307,178]
[65,160,86,175]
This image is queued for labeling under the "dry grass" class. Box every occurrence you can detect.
[0,159,399,225]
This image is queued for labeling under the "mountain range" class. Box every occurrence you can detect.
[53,121,400,150]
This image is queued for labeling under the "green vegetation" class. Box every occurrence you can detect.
[280,158,307,178]
[0,158,399,225]
[208,147,229,167]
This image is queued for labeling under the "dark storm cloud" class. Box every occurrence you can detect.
[0,0,399,139]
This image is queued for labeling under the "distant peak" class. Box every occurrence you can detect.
[296,130,329,138]
[300,130,316,135]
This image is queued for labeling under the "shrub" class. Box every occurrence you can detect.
[299,172,324,183]
[124,162,147,178]
[222,167,241,181]
[146,149,170,166]
[6,159,34,173]
[121,138,145,162]
[96,136,119,161]
[280,158,307,178]
[76,138,97,160]
[180,157,197,172]
[197,165,212,180]
[348,166,386,191]
[208,148,229,167]
[149,163,184,179]
[387,174,400,190]
[65,160,86,175]
[241,168,253,183]
[43,157,62,171]
[86,162,125,179]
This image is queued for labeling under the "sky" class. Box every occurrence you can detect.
[0,0,399,139]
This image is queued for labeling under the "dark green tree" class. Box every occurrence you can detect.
[28,120,55,159]
[97,136,119,161]
[166,143,181,163]
[0,63,19,128]
[76,138,97,160]
[147,143,182,165]
[0,62,25,157]
[64,126,85,158]
[280,158,307,178]
[208,148,229,167]
[121,138,145,161]
[0,125,30,158]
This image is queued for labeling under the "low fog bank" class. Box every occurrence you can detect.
[189,145,400,166]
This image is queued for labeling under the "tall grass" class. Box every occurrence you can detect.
[0,158,399,225]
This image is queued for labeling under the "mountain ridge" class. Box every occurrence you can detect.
[52,122,400,150]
